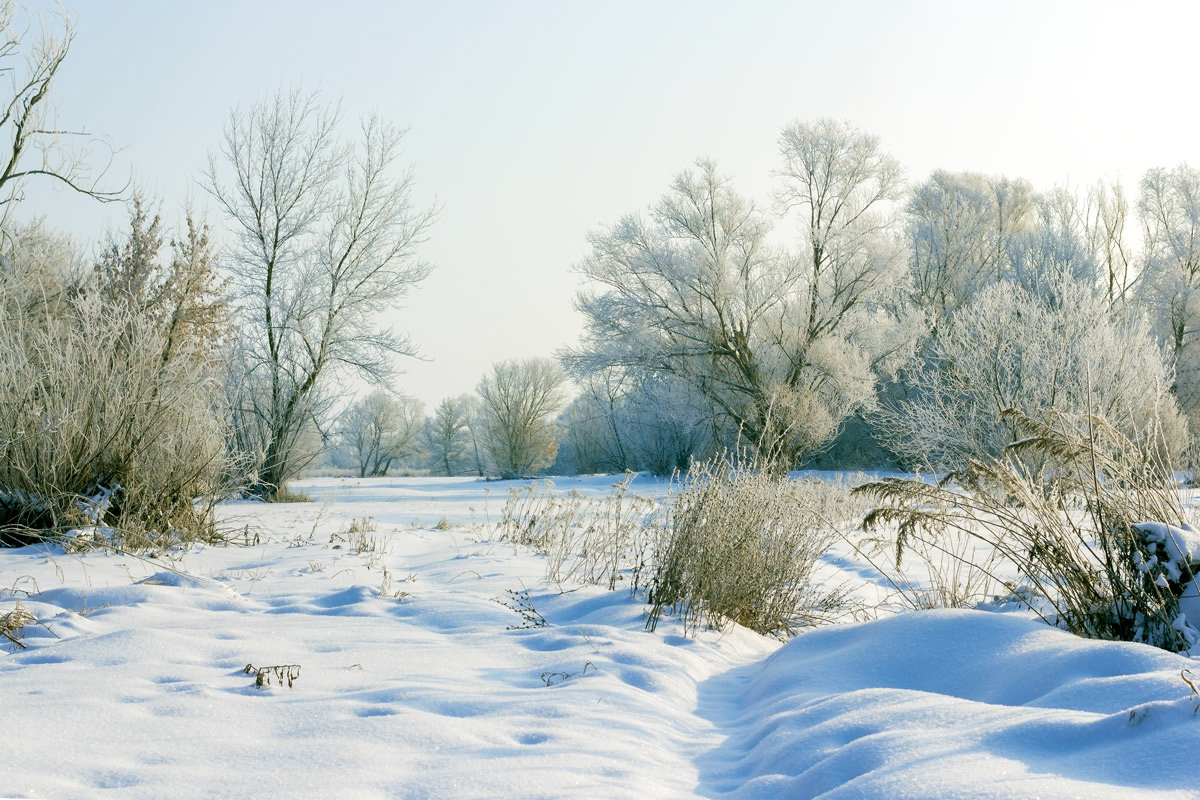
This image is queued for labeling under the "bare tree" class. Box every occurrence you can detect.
[337,391,422,477]
[420,394,474,476]
[207,87,435,497]
[0,2,121,223]
[476,358,566,479]
[556,369,716,476]
[568,121,914,469]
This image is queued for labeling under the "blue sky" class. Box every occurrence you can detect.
[16,0,1200,407]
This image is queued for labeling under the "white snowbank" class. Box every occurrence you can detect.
[1,476,1198,798]
[702,610,1199,799]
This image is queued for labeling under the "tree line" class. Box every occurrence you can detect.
[0,3,1197,547]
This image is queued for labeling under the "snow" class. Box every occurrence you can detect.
[3,475,1199,799]
[1136,521,1200,574]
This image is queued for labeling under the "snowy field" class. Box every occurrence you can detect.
[3,475,1200,799]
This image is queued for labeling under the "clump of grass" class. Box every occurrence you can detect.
[645,457,861,639]
[348,516,377,534]
[434,516,452,530]
[858,409,1195,651]
[1,602,38,650]
[498,473,655,590]
[377,565,411,600]
[266,485,312,503]
[340,516,386,568]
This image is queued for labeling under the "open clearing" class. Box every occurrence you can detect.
[3,475,1199,799]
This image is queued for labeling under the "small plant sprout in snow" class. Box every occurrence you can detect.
[243,663,301,689]
[495,589,547,630]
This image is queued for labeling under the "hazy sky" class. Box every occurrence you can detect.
[16,0,1200,408]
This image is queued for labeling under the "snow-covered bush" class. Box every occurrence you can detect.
[860,410,1198,651]
[0,210,230,549]
[646,457,862,638]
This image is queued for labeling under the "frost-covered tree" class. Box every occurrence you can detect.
[1005,188,1100,300]
[1083,179,1134,308]
[1136,164,1200,429]
[877,278,1187,470]
[905,170,1035,323]
[420,394,475,476]
[337,391,423,477]
[555,370,634,475]
[207,87,434,497]
[476,358,566,479]
[568,121,913,469]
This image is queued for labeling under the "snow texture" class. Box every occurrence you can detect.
[2,476,1199,799]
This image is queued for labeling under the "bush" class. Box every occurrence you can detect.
[645,458,862,639]
[859,409,1197,651]
[0,213,230,550]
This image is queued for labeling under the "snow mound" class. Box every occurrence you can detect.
[700,609,1200,799]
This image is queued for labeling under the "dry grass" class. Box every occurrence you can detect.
[848,518,1007,612]
[645,458,863,639]
[497,463,863,639]
[264,485,313,503]
[1,602,36,649]
[858,409,1194,651]
[498,473,655,590]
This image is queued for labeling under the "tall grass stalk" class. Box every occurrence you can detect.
[858,409,1195,651]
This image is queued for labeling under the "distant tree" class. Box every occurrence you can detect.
[568,120,913,469]
[420,394,475,476]
[338,391,423,477]
[1005,188,1100,300]
[556,369,636,475]
[476,358,566,479]
[206,87,435,497]
[555,370,716,476]
[1083,179,1134,308]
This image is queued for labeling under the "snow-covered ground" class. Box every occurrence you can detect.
[3,475,1199,799]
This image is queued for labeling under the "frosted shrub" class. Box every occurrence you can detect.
[0,212,230,549]
[860,409,1197,651]
[646,458,861,639]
